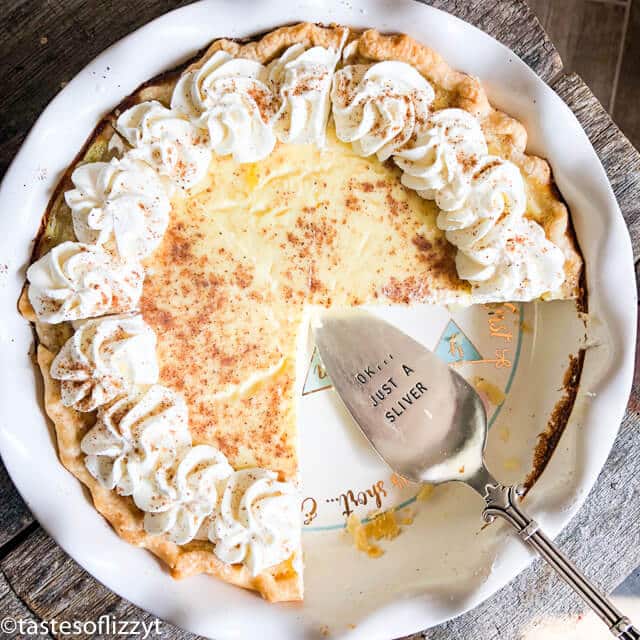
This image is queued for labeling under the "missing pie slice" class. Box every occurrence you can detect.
[19,22,583,602]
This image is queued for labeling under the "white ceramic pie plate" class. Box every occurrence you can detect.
[0,1,636,638]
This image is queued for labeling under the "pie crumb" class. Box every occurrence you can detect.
[503,457,520,471]
[346,509,404,557]
[398,508,415,525]
[473,376,506,405]
[417,484,434,501]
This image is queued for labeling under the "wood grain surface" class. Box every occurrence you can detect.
[428,0,563,81]
[530,0,640,152]
[0,570,42,634]
[528,0,629,110]
[613,0,640,151]
[0,463,33,547]
[0,2,638,639]
[1,528,193,640]
[554,73,640,258]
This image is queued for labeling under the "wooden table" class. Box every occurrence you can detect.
[1,2,639,638]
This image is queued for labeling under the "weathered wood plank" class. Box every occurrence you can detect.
[1,527,198,639]
[612,0,640,151]
[552,72,640,259]
[425,0,564,82]
[527,0,628,110]
[0,461,34,547]
[0,567,46,637]
[0,0,193,178]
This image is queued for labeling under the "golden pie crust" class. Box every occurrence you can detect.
[21,22,583,603]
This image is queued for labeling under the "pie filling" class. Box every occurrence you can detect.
[23,23,582,599]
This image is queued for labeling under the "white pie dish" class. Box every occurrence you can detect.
[0,1,636,639]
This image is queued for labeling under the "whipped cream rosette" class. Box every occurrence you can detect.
[394,108,488,211]
[267,43,341,147]
[436,156,564,299]
[65,156,171,261]
[210,468,300,576]
[171,51,278,163]
[50,314,159,412]
[331,61,435,160]
[116,101,211,190]
[144,445,233,545]
[27,241,144,324]
[82,385,191,511]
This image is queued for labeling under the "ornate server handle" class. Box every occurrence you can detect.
[481,481,640,639]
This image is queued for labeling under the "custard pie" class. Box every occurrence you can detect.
[20,22,582,602]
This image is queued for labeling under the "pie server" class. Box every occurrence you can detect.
[313,310,639,638]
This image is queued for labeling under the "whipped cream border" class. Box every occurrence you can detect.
[27,36,567,575]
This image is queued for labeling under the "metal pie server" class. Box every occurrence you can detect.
[313,310,639,639]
